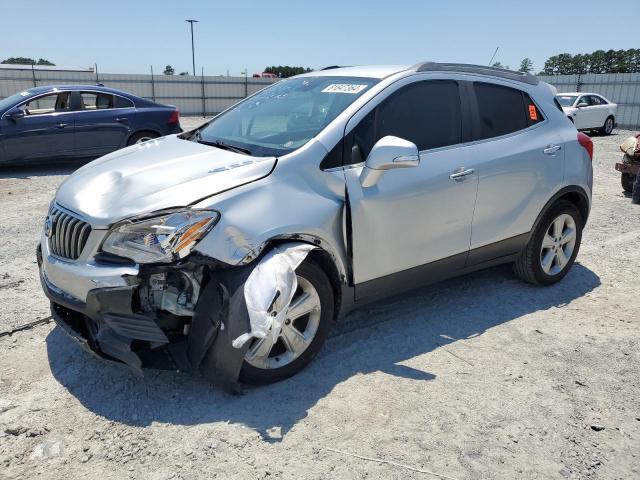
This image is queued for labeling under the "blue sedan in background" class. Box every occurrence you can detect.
[0,85,182,165]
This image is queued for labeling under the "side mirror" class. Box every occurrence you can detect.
[576,102,589,108]
[360,135,419,188]
[5,107,25,120]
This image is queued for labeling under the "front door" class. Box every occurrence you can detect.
[0,91,76,164]
[343,79,478,299]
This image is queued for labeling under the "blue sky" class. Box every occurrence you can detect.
[3,0,638,75]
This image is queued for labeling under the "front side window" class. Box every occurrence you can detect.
[348,80,462,164]
[577,96,591,106]
[19,92,71,116]
[193,76,378,157]
[80,92,115,110]
[556,95,578,107]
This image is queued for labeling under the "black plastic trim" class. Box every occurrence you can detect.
[354,233,530,303]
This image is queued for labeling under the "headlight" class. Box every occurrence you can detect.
[102,209,219,264]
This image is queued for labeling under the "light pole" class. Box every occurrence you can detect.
[185,19,198,76]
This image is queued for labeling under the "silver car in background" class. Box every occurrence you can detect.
[38,63,594,389]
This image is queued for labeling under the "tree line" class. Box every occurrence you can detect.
[1,57,55,66]
[540,49,640,75]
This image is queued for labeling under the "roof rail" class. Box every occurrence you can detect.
[320,65,345,70]
[410,62,539,85]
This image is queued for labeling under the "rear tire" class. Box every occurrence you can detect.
[600,116,614,135]
[514,200,583,286]
[127,131,158,146]
[239,260,334,385]
[622,173,635,193]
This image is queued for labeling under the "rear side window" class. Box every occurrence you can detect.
[347,80,462,164]
[474,83,527,139]
[80,92,114,110]
[473,83,544,138]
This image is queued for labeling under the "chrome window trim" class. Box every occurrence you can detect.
[76,90,136,112]
[339,72,551,166]
[1,90,73,120]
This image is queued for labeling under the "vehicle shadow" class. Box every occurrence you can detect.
[46,262,600,442]
[0,159,94,179]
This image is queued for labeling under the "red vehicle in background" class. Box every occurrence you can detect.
[252,72,278,78]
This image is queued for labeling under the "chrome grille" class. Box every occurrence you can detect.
[48,207,92,260]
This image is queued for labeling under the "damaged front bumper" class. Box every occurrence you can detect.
[38,239,252,392]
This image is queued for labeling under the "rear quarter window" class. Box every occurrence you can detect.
[115,95,134,108]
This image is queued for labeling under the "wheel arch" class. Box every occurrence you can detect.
[528,186,590,244]
[256,238,344,321]
[126,128,162,144]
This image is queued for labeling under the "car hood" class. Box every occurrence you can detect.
[55,135,276,228]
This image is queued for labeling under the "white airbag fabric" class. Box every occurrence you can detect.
[232,242,316,349]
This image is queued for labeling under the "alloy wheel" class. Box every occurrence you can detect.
[244,275,321,369]
[539,213,577,276]
[605,118,613,134]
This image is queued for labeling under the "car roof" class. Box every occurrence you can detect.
[297,65,411,79]
[297,62,540,86]
[557,92,604,97]
[25,85,136,98]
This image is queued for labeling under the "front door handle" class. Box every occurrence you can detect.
[55,123,68,129]
[543,144,562,155]
[449,168,475,181]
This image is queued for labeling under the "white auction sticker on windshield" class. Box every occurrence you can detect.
[321,84,368,94]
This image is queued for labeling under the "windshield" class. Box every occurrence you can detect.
[0,91,31,112]
[193,76,379,157]
[556,95,578,107]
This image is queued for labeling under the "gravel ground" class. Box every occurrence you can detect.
[0,121,638,480]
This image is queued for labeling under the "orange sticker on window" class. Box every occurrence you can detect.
[528,104,538,121]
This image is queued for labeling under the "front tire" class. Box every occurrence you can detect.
[514,200,583,286]
[239,260,334,385]
[622,173,635,193]
[600,116,614,135]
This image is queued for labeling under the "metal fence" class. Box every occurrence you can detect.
[539,73,640,129]
[0,66,277,116]
[2,66,639,129]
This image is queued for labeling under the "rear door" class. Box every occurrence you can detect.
[466,81,563,262]
[0,91,76,163]
[73,91,135,156]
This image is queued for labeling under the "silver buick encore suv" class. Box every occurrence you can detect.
[38,63,593,389]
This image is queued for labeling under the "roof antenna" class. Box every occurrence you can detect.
[488,46,499,66]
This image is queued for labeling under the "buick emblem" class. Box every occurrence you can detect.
[44,215,53,238]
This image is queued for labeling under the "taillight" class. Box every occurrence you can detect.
[168,109,180,124]
[577,132,593,161]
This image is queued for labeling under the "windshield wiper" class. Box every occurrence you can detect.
[196,137,252,156]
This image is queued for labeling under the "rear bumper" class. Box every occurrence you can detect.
[616,162,639,175]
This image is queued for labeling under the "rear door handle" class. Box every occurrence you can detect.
[55,123,68,129]
[115,117,129,124]
[449,168,475,181]
[543,144,562,155]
